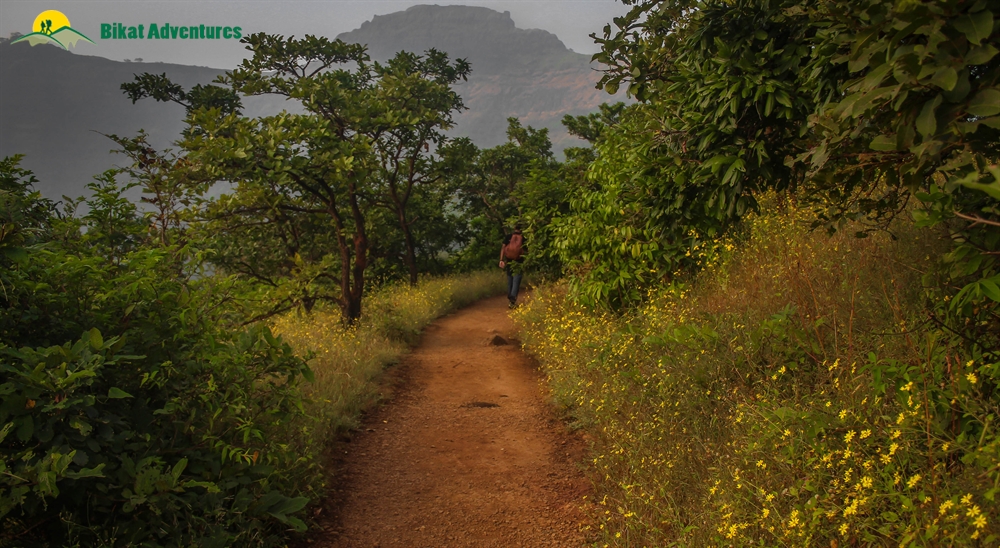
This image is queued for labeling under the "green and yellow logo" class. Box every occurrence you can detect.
[12,10,95,49]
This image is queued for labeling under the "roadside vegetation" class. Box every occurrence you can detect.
[0,31,510,548]
[517,203,997,545]
[511,0,1000,545]
[272,272,504,436]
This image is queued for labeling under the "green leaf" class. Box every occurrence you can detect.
[88,328,103,350]
[916,95,942,137]
[968,88,1000,117]
[65,464,106,480]
[931,67,958,91]
[16,418,33,442]
[181,480,221,493]
[171,458,188,481]
[69,417,92,436]
[962,181,1000,199]
[953,10,994,45]
[276,496,309,515]
[2,247,28,263]
[0,423,13,444]
[966,44,999,65]
[869,134,897,151]
[862,63,892,90]
[981,279,1000,302]
[108,387,133,399]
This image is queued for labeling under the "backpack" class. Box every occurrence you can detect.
[506,233,524,260]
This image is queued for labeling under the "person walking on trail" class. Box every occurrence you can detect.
[499,226,526,308]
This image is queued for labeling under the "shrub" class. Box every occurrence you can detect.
[515,203,999,546]
[1,160,319,547]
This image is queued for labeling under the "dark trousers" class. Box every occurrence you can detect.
[506,265,522,303]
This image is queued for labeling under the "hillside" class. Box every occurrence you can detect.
[1,5,619,198]
[338,5,621,150]
[0,42,220,198]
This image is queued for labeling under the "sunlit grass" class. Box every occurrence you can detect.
[515,198,998,546]
[272,271,504,434]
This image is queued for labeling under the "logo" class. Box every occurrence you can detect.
[12,10,94,49]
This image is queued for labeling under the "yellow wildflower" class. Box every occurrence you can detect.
[939,500,954,515]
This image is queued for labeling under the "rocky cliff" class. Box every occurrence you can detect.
[339,5,622,150]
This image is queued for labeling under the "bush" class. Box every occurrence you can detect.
[515,203,999,546]
[1,160,319,547]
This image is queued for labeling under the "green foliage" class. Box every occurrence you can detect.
[450,118,565,272]
[554,107,703,308]
[569,0,999,325]
[561,101,627,144]
[125,33,471,323]
[0,155,55,252]
[122,72,242,117]
[792,0,1000,349]
[561,0,826,307]
[0,158,319,547]
[518,205,999,546]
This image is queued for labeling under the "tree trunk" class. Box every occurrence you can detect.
[393,201,418,286]
[403,224,418,286]
[347,183,368,324]
[326,201,357,325]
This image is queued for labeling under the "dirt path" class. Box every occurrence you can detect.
[317,295,592,548]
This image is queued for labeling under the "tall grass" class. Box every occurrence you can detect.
[515,203,999,546]
[272,271,505,434]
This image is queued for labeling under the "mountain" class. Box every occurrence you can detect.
[1,5,621,199]
[0,41,294,199]
[338,5,622,150]
[340,5,585,74]
[0,42,223,198]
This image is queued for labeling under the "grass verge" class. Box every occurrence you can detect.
[272,271,505,435]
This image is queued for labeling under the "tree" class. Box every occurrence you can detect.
[561,101,627,144]
[793,0,1000,340]
[450,118,556,270]
[552,0,829,307]
[126,34,469,322]
[570,0,998,319]
[367,50,470,285]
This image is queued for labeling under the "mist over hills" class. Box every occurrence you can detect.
[340,5,586,74]
[0,41,219,198]
[1,5,620,199]
[339,5,620,150]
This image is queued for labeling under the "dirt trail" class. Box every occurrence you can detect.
[317,295,592,548]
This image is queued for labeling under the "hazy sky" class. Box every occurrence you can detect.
[0,0,629,68]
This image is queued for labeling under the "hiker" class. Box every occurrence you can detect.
[499,226,526,308]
